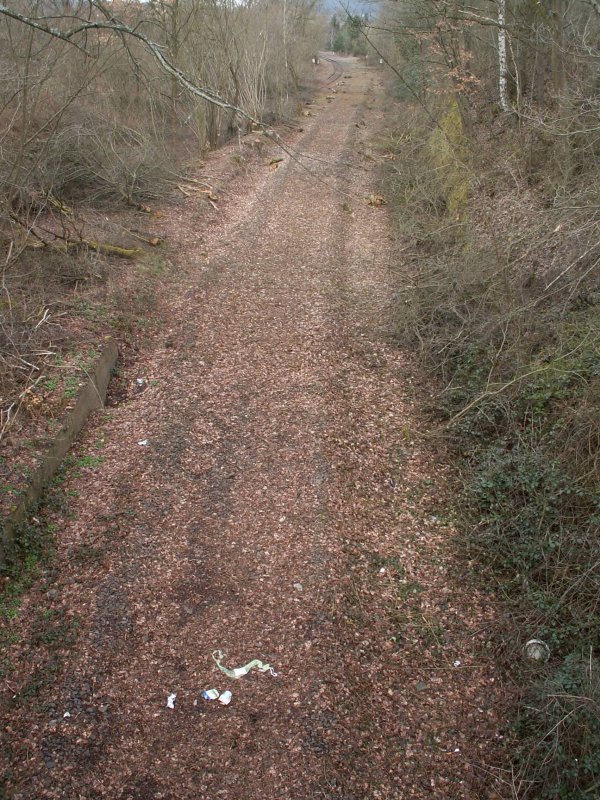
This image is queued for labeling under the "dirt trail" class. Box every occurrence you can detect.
[3,57,504,799]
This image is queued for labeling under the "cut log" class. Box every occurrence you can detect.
[8,211,141,259]
[65,240,142,259]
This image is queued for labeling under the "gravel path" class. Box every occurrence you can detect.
[2,57,505,800]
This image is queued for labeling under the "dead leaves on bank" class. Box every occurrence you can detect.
[178,183,218,209]
[366,193,386,208]
[123,229,163,248]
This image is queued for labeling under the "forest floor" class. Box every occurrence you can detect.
[1,56,507,800]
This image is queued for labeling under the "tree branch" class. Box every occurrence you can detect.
[0,2,262,125]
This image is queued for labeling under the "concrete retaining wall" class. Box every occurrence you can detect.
[1,340,118,565]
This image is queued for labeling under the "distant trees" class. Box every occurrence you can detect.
[329,12,367,56]
[0,0,324,237]
[371,0,600,117]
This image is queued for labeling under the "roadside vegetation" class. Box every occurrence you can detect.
[0,0,323,446]
[0,0,324,544]
[371,2,600,797]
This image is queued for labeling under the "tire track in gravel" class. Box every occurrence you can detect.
[3,56,506,800]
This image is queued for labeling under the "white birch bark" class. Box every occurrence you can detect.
[498,0,510,112]
[283,0,289,101]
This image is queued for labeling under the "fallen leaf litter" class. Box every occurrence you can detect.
[1,57,507,800]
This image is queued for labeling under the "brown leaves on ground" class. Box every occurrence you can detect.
[367,193,386,207]
[0,56,506,800]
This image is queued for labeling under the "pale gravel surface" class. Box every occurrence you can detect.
[2,57,506,800]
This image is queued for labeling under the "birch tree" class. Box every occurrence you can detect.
[497,0,510,112]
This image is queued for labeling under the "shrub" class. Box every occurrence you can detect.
[382,98,600,798]
[513,652,600,799]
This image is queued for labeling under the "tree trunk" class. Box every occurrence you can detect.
[498,0,510,112]
[169,0,180,142]
[551,0,566,98]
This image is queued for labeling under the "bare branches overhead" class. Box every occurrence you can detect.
[0,1,260,122]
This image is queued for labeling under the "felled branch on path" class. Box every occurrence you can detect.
[65,240,141,260]
[9,211,142,260]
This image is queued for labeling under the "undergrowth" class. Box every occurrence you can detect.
[382,99,600,798]
[0,462,80,687]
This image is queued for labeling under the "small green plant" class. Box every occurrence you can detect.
[144,254,166,277]
[43,377,59,392]
[78,349,100,373]
[0,516,51,621]
[29,608,80,650]
[63,375,79,399]
[15,658,62,705]
[75,454,104,470]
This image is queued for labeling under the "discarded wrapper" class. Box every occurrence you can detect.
[218,690,232,705]
[201,689,220,700]
[212,650,277,679]
[166,693,177,709]
[138,439,149,446]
